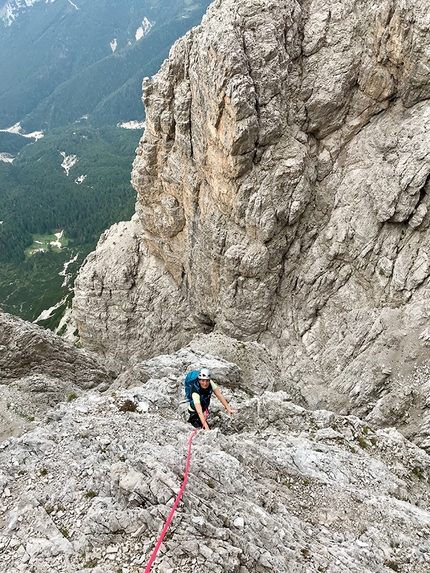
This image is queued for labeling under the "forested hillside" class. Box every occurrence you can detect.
[0,125,139,326]
[0,0,211,130]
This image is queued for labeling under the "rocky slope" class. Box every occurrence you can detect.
[73,0,430,448]
[2,2,430,570]
[0,311,114,441]
[0,334,429,573]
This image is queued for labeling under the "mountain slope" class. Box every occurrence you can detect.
[0,316,429,572]
[72,0,430,450]
[0,124,140,324]
[0,0,212,327]
[0,0,212,130]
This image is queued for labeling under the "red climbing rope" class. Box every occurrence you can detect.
[143,423,202,572]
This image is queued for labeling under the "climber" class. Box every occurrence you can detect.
[185,367,237,430]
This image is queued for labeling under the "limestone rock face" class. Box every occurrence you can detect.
[73,217,196,370]
[73,0,430,442]
[0,347,429,573]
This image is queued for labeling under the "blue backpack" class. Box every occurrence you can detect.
[184,370,213,411]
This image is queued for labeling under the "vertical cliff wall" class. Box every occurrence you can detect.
[73,0,430,439]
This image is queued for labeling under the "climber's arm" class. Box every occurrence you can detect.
[214,387,237,415]
[194,401,210,430]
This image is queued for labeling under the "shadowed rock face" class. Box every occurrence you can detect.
[0,311,114,387]
[73,0,430,442]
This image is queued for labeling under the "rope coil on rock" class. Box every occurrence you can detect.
[144,414,206,572]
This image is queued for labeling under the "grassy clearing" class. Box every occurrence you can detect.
[25,232,70,257]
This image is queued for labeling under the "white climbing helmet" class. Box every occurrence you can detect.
[198,368,211,380]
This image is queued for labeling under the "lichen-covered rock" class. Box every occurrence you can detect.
[72,0,430,444]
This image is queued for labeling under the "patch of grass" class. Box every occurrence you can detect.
[84,559,99,568]
[60,528,70,538]
[40,468,48,476]
[25,232,70,258]
[412,466,425,480]
[384,561,399,571]
[56,323,67,337]
[207,480,215,489]
[119,399,137,413]
[357,435,367,449]
[18,412,35,422]
[67,393,78,402]
[84,490,98,499]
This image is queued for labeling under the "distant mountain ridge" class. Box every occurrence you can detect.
[1,0,40,27]
[0,0,212,131]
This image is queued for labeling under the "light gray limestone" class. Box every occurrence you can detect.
[72,0,430,447]
[0,346,429,572]
[0,310,114,440]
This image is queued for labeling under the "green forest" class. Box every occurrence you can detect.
[1,0,212,131]
[0,125,140,325]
